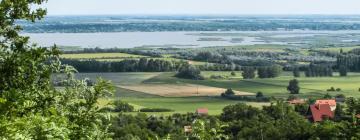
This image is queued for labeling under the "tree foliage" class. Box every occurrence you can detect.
[287,79,300,94]
[0,1,114,139]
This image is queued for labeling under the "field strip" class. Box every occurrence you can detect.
[117,84,254,97]
[242,80,325,92]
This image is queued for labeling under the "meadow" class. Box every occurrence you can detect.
[77,71,360,115]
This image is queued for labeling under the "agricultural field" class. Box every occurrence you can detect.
[60,53,147,59]
[78,71,360,115]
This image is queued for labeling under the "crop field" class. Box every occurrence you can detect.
[119,84,253,97]
[315,46,360,52]
[78,71,360,115]
[144,72,360,98]
[60,53,147,59]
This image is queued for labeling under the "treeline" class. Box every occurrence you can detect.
[337,54,360,72]
[305,63,333,77]
[109,99,360,139]
[241,65,283,79]
[61,58,185,72]
[22,17,360,33]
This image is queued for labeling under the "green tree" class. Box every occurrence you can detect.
[339,65,348,77]
[256,92,264,98]
[175,64,204,80]
[113,100,135,112]
[242,67,256,79]
[0,1,114,139]
[293,67,300,77]
[287,79,300,94]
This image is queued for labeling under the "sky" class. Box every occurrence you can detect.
[43,0,360,15]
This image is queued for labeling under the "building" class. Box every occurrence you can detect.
[356,114,360,119]
[196,108,208,116]
[287,99,306,105]
[315,99,337,111]
[184,126,192,133]
[309,104,334,122]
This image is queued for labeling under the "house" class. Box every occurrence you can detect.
[184,126,192,133]
[356,114,360,119]
[288,99,306,105]
[196,108,208,116]
[309,104,334,122]
[315,99,337,111]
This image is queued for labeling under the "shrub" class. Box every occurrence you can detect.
[336,88,341,92]
[221,88,235,97]
[256,92,264,98]
[113,100,134,112]
[327,87,336,92]
[231,71,236,76]
[323,93,332,99]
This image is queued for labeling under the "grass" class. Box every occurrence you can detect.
[98,96,269,116]
[145,72,360,98]
[82,71,360,115]
[315,46,360,52]
[60,53,147,59]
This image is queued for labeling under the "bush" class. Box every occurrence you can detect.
[256,92,264,98]
[231,71,236,76]
[221,88,236,97]
[336,88,341,92]
[327,87,336,92]
[323,93,332,99]
[113,100,134,112]
[139,108,174,112]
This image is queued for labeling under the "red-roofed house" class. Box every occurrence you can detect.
[315,99,337,111]
[196,108,208,116]
[309,104,334,122]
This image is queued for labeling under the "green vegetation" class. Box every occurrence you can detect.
[61,52,147,59]
[0,1,113,139]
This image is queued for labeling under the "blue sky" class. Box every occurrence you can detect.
[44,0,360,15]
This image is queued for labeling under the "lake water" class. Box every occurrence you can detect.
[23,31,360,48]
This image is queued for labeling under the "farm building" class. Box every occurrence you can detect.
[315,99,337,111]
[196,108,209,116]
[309,104,334,122]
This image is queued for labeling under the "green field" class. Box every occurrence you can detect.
[61,53,147,59]
[77,71,360,115]
[145,72,360,98]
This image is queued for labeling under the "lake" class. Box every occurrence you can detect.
[23,31,360,48]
